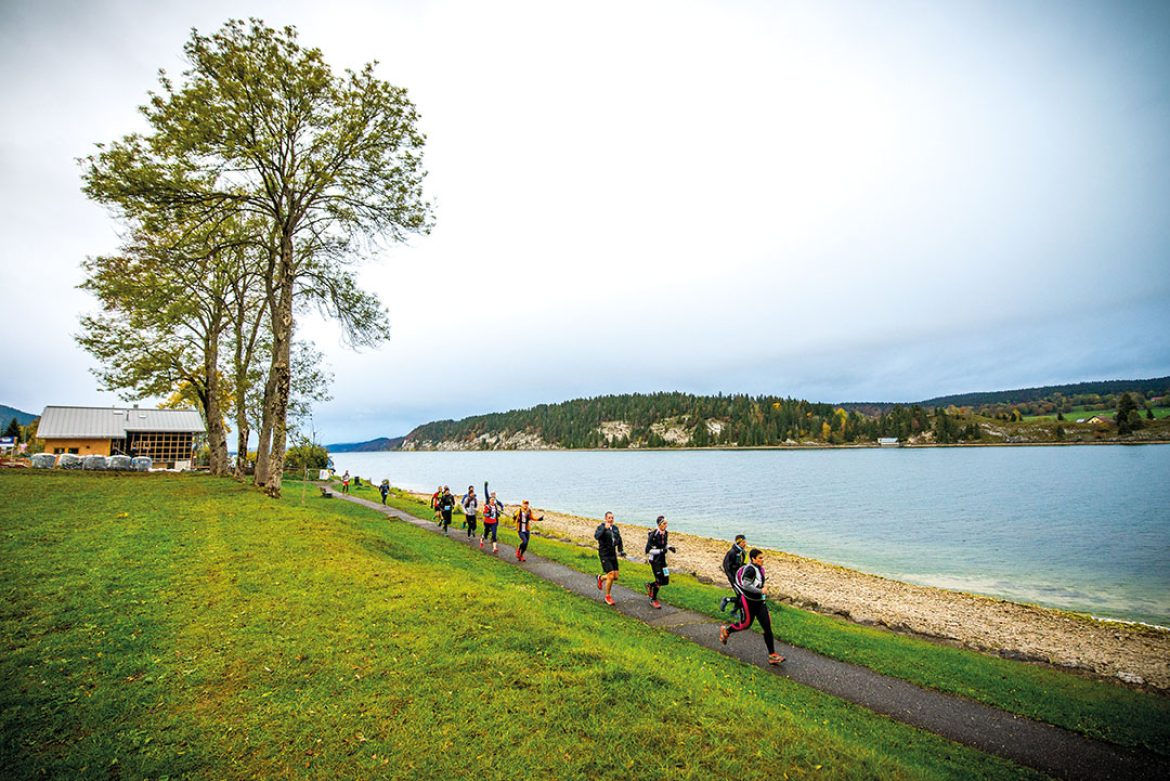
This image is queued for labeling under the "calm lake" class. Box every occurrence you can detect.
[329,445,1170,626]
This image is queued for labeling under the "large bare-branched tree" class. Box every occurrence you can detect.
[81,18,432,495]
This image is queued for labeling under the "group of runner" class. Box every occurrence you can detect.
[423,483,782,665]
[592,513,783,665]
[429,485,540,559]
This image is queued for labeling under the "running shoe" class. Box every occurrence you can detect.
[597,574,604,591]
[650,600,661,609]
[479,539,484,549]
[719,625,729,645]
[515,549,521,559]
[519,554,527,562]
[604,594,615,606]
[768,653,785,666]
[644,582,654,598]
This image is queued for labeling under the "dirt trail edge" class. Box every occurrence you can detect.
[330,489,1167,781]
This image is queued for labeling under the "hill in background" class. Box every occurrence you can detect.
[0,404,37,427]
[327,435,406,452]
[391,376,1170,451]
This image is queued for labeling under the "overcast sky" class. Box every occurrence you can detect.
[1,0,1167,442]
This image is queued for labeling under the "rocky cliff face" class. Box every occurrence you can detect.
[401,429,553,451]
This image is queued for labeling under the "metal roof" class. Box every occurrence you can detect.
[37,406,206,438]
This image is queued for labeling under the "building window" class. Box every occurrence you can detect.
[126,431,195,467]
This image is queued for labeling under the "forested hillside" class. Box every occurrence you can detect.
[0,404,37,427]
[328,436,406,452]
[917,376,1170,415]
[401,380,1170,450]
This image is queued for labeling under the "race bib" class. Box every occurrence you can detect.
[662,567,670,577]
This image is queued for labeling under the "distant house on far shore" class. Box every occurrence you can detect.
[37,405,205,469]
[1085,416,1108,425]
[877,437,900,447]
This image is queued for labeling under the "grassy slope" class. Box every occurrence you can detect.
[0,472,1050,781]
[346,481,1170,756]
[1023,406,1170,422]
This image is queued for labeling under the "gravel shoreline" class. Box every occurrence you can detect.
[412,492,1170,691]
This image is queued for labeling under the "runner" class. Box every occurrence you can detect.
[513,500,542,561]
[378,479,390,505]
[461,485,478,538]
[643,515,675,609]
[438,486,455,534]
[341,470,351,494]
[594,511,625,606]
[721,534,748,623]
[720,549,784,665]
[431,485,443,524]
[480,491,503,553]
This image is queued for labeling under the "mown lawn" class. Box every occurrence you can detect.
[0,471,1047,780]
[345,479,1170,757]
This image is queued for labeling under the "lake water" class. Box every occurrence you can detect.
[329,446,1170,626]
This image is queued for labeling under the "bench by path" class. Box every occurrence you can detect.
[330,488,1167,781]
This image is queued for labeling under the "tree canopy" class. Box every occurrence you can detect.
[80,18,432,495]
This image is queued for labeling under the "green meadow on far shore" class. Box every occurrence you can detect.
[1023,405,1170,422]
[1,472,1166,780]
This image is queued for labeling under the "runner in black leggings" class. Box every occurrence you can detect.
[513,500,541,561]
[480,492,502,553]
[643,515,674,609]
[720,534,748,623]
[719,549,783,665]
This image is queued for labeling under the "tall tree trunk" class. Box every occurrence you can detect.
[261,237,295,498]
[253,380,274,486]
[232,291,262,479]
[204,331,229,475]
[253,245,281,489]
[235,414,250,479]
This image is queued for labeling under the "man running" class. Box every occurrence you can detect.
[379,479,390,505]
[721,534,748,623]
[480,491,503,553]
[644,515,675,609]
[594,511,625,606]
[431,485,443,524]
[461,485,478,538]
[720,549,784,665]
[513,500,541,561]
[438,486,455,534]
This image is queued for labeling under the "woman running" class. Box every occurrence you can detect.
[643,515,675,609]
[719,549,784,665]
[513,500,541,561]
[481,491,502,553]
[461,485,478,538]
[438,486,455,534]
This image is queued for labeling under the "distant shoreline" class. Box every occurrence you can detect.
[379,439,1170,453]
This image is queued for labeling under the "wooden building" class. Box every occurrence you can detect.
[37,406,206,469]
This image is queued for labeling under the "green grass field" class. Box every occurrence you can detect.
[0,471,1062,780]
[346,480,1170,756]
[1022,405,1170,422]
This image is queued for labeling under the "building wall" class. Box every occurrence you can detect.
[42,438,111,456]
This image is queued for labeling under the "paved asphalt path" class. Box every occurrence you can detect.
[329,489,1168,781]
